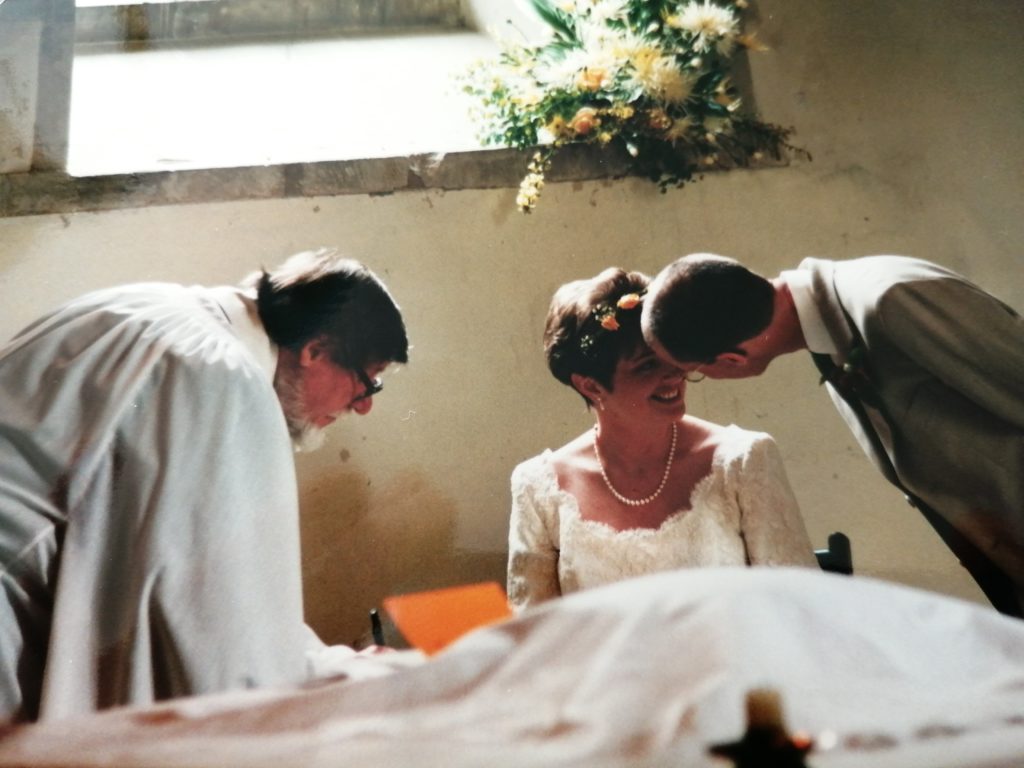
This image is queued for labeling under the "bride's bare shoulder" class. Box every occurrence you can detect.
[549,432,596,474]
[680,416,737,450]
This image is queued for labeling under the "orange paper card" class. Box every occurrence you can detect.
[382,582,512,655]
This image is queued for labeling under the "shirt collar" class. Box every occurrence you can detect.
[208,286,279,383]
[780,269,839,355]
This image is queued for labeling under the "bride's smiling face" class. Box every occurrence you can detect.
[604,346,687,417]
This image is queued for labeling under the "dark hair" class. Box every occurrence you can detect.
[544,267,650,404]
[645,254,773,362]
[254,248,409,370]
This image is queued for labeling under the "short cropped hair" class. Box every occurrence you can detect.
[252,248,409,370]
[645,254,773,362]
[544,267,650,404]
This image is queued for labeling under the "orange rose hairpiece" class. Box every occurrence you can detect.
[616,293,642,310]
[579,290,646,358]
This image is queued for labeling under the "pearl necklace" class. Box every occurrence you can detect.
[593,422,678,507]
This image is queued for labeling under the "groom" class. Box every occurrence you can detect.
[640,253,1024,616]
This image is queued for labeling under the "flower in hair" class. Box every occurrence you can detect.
[616,293,642,310]
[579,290,646,356]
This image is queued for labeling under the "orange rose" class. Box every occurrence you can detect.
[616,293,642,310]
[600,314,620,331]
[569,107,600,136]
[577,67,607,91]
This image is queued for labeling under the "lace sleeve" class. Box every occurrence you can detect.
[507,456,561,612]
[735,434,818,567]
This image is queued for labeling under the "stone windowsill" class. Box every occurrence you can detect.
[0,143,790,218]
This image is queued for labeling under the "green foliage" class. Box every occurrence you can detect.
[459,0,806,212]
[529,0,579,43]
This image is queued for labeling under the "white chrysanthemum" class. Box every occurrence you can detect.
[536,31,625,90]
[667,1,738,54]
[585,0,631,24]
[500,68,545,103]
[576,19,624,52]
[607,30,662,63]
[629,55,694,105]
[535,50,599,89]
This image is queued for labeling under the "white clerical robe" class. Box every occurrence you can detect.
[0,282,311,721]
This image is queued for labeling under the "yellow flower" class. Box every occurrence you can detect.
[664,117,693,142]
[514,88,544,107]
[600,314,621,331]
[616,293,642,310]
[545,115,570,138]
[630,55,693,105]
[625,45,661,75]
[737,32,769,52]
[516,168,546,213]
[647,108,673,132]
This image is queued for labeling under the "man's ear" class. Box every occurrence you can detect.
[298,337,330,367]
[570,373,605,404]
[713,351,748,369]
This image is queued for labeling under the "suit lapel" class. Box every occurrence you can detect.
[803,259,857,367]
[802,260,899,485]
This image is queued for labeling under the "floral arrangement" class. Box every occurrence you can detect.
[460,0,806,212]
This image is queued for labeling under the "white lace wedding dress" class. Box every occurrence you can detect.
[507,425,817,611]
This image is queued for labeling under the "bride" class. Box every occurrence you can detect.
[508,267,817,610]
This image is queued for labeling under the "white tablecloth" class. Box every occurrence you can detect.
[1,567,1023,767]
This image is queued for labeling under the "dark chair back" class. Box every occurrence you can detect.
[815,532,853,575]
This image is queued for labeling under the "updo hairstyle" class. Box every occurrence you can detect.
[543,267,650,405]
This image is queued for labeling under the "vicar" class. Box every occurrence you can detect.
[0,248,409,722]
[641,253,1024,616]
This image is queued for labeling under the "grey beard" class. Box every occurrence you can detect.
[290,422,326,453]
[274,362,327,453]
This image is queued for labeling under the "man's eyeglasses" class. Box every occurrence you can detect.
[353,369,383,402]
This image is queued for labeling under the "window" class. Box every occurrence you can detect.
[67,0,502,176]
[1,1,776,217]
[0,1,531,178]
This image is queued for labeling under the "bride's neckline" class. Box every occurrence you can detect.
[539,433,731,535]
[573,471,718,536]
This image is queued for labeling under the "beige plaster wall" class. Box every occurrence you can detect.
[1,0,1021,644]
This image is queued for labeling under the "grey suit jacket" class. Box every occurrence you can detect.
[801,256,1024,594]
